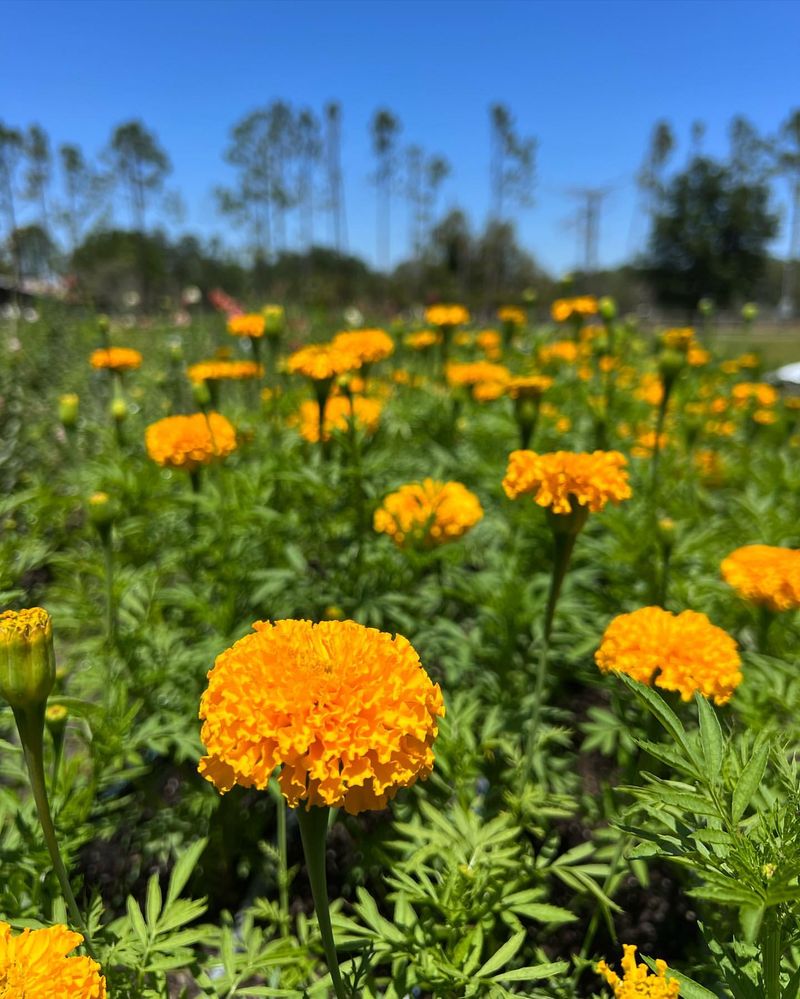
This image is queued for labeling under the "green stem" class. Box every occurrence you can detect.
[12,704,94,955]
[103,532,116,647]
[297,807,349,999]
[757,605,773,655]
[761,908,781,999]
[277,794,289,937]
[650,380,673,495]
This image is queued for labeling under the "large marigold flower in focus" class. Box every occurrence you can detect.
[287,344,360,381]
[294,395,382,442]
[199,619,445,814]
[503,450,631,515]
[597,945,679,998]
[374,478,483,548]
[332,329,394,365]
[145,412,237,471]
[0,921,106,998]
[721,545,800,612]
[89,347,142,372]
[595,606,742,704]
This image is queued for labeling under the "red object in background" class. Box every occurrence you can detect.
[208,288,244,316]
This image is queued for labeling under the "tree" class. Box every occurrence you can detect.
[488,103,536,222]
[296,108,321,249]
[58,143,98,254]
[105,120,171,231]
[0,122,24,288]
[370,108,402,270]
[774,109,800,315]
[217,108,274,260]
[23,124,52,234]
[646,155,779,308]
[324,102,347,252]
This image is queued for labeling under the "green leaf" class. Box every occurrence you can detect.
[477,930,526,978]
[695,693,723,783]
[145,873,162,928]
[166,837,207,905]
[126,896,148,946]
[494,961,569,982]
[616,674,699,767]
[732,743,769,822]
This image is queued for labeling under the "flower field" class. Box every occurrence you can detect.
[3,297,800,998]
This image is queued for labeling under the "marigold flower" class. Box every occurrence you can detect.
[332,329,394,365]
[294,395,382,442]
[374,479,483,548]
[732,382,778,408]
[694,448,726,486]
[550,296,598,323]
[424,303,470,327]
[446,361,510,389]
[595,606,742,704]
[145,412,237,471]
[721,545,800,612]
[199,619,445,814]
[287,344,360,381]
[187,360,264,383]
[538,340,583,365]
[506,375,553,400]
[661,327,696,352]
[476,329,502,358]
[497,305,526,326]
[0,921,106,998]
[405,330,440,350]
[227,313,266,337]
[503,450,631,515]
[89,347,142,372]
[597,945,679,998]
[0,607,56,712]
[631,429,669,459]
[635,373,664,407]
[687,346,711,367]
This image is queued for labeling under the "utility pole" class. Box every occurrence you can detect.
[566,186,612,275]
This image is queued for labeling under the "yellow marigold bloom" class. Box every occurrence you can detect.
[332,328,394,365]
[732,382,778,408]
[596,606,742,704]
[721,545,800,612]
[294,395,382,442]
[424,303,470,327]
[89,347,142,372]
[472,380,506,402]
[631,429,669,459]
[497,305,526,326]
[0,921,106,998]
[198,619,445,814]
[374,478,483,548]
[502,450,631,515]
[635,373,664,407]
[687,346,711,366]
[506,375,553,400]
[597,945,679,998]
[540,402,571,433]
[405,329,440,350]
[661,327,696,352]
[753,408,778,425]
[446,361,510,389]
[738,352,760,368]
[705,418,736,437]
[145,412,237,471]
[187,360,264,383]
[287,344,360,380]
[476,329,502,357]
[721,359,740,375]
[550,296,598,323]
[694,448,726,487]
[227,313,266,337]
[538,339,583,365]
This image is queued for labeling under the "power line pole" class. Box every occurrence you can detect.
[566,186,612,274]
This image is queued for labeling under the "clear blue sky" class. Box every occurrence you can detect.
[2,0,799,273]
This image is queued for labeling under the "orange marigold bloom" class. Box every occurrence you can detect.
[145,412,237,471]
[635,373,664,407]
[597,945,679,998]
[0,921,106,998]
[731,382,778,408]
[538,339,583,365]
[227,313,266,337]
[187,360,264,383]
[332,328,394,365]
[374,479,483,548]
[497,305,526,326]
[721,545,800,612]
[199,619,445,814]
[294,395,382,442]
[694,448,726,487]
[287,344,360,380]
[405,329,440,350]
[550,296,598,323]
[89,347,142,372]
[424,303,470,327]
[595,606,742,704]
[506,375,553,400]
[503,450,632,514]
[687,346,711,367]
[476,329,502,357]
[661,327,696,352]
[446,361,511,389]
[631,429,669,459]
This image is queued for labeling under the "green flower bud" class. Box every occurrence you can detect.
[698,297,714,318]
[658,348,686,382]
[0,608,56,711]
[742,302,758,322]
[58,393,79,428]
[192,379,212,409]
[598,296,617,321]
[521,287,538,305]
[97,314,111,335]
[262,304,285,336]
[657,517,677,548]
[87,492,117,530]
[110,397,128,422]
[45,703,69,739]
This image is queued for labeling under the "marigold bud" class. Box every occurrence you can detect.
[97,314,111,335]
[742,302,758,322]
[87,492,116,530]
[658,349,685,382]
[58,393,79,428]
[0,608,56,711]
[45,703,69,738]
[192,380,211,409]
[110,397,128,422]
[598,296,617,321]
[698,297,714,317]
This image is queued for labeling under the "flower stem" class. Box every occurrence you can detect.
[276,793,289,937]
[102,531,116,648]
[12,704,94,956]
[297,807,349,999]
[761,908,781,999]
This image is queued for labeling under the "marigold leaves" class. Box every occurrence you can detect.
[496,961,569,982]
[695,692,724,780]
[477,930,526,978]
[166,836,207,907]
[732,741,770,823]
[640,959,719,999]
[635,738,703,781]
[616,673,702,770]
[500,894,577,924]
[126,895,149,946]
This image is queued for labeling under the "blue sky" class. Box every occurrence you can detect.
[2,0,799,273]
